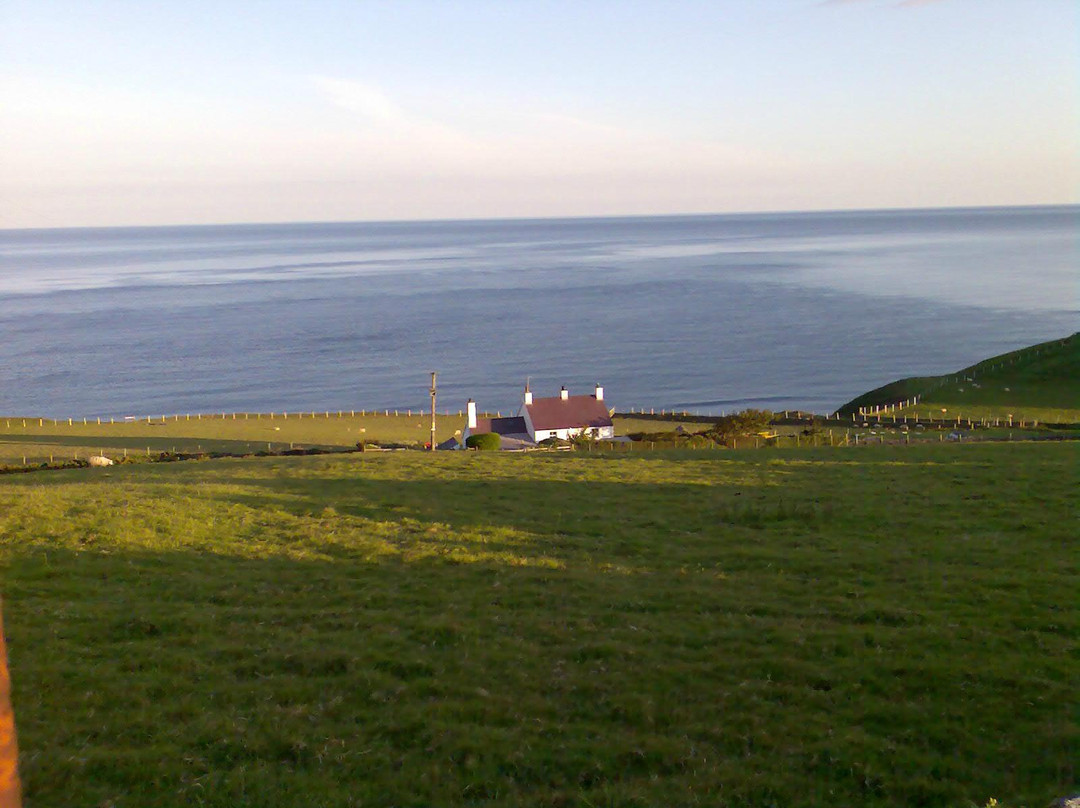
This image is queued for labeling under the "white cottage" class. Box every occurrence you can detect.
[462,384,615,447]
[521,384,615,442]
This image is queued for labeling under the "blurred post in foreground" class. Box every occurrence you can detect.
[0,602,20,808]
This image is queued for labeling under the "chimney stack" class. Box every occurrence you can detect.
[594,384,604,402]
[466,399,477,429]
[560,386,569,401]
[523,381,533,406]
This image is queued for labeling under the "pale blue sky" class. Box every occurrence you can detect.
[1,0,1076,227]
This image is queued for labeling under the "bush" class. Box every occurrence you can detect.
[465,432,501,451]
[568,428,599,448]
[702,409,774,441]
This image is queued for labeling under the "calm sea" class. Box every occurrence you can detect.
[0,206,1076,418]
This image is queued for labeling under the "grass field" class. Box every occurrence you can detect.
[1,444,1076,807]
[0,414,725,467]
[0,411,466,464]
[840,333,1080,424]
[4,409,1053,470]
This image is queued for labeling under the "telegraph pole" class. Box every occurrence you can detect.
[429,371,437,452]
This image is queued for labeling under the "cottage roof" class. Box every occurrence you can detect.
[471,416,529,436]
[525,395,613,430]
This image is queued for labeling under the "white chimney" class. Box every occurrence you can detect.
[523,382,533,406]
[559,386,569,401]
[467,399,477,429]
[594,384,604,402]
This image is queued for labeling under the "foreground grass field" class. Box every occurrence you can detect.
[1,445,1077,807]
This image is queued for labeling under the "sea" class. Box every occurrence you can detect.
[0,206,1076,419]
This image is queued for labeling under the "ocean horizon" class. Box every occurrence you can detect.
[1,204,1076,419]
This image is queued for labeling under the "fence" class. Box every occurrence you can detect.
[4,409,474,428]
[1,399,1069,470]
[620,408,844,421]
[857,396,920,417]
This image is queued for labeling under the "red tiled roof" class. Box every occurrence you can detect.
[525,395,613,430]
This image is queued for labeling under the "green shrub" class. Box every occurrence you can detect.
[568,428,598,448]
[465,432,501,451]
[702,409,774,441]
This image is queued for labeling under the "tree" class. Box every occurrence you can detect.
[703,409,774,442]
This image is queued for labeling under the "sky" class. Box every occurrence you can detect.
[0,0,1077,228]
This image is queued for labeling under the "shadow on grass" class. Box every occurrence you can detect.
[3,530,1075,808]
[3,446,1077,806]
[194,472,820,565]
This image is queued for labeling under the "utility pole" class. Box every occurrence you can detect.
[429,371,437,452]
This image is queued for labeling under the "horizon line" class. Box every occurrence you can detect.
[2,201,1076,235]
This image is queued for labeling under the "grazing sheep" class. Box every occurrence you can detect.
[88,456,114,467]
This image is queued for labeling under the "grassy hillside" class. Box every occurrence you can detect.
[840,333,1080,423]
[2,446,1076,807]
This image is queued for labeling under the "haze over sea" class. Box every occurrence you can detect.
[1,205,1076,419]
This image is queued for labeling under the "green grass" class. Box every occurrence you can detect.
[2,445,1077,806]
[840,333,1080,423]
[610,416,718,436]
[0,411,469,467]
[0,413,707,466]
